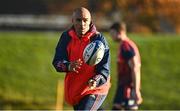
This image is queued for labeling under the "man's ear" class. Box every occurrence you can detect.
[90,21,93,24]
[89,21,93,27]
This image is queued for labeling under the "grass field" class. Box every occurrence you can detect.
[0,31,180,110]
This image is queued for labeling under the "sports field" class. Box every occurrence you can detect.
[0,31,180,109]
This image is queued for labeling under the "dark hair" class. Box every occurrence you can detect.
[110,22,126,32]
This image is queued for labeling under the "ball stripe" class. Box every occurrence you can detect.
[83,40,105,66]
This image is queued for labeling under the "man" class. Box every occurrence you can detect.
[52,7,111,110]
[109,22,143,110]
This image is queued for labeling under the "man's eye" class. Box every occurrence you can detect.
[83,19,88,22]
[76,18,88,22]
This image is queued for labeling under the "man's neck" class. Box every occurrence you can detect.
[118,33,127,41]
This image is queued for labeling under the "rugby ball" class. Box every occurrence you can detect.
[83,40,105,66]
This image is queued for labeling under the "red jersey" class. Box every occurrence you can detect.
[117,38,141,86]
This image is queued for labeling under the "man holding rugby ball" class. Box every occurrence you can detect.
[52,7,110,110]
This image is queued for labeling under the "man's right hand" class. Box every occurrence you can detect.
[68,59,83,73]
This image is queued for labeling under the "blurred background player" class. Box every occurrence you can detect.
[109,22,143,110]
[52,7,111,110]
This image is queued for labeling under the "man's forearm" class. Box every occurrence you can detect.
[132,67,141,92]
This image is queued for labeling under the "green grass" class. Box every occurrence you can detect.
[0,31,64,109]
[0,31,180,109]
[135,34,180,109]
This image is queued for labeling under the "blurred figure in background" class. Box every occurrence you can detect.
[52,7,111,110]
[109,22,143,110]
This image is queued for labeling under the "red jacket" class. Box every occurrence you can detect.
[52,24,111,105]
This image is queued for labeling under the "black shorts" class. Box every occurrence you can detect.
[113,85,138,109]
[73,94,106,110]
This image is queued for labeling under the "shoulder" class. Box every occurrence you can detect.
[122,39,139,51]
[121,40,133,51]
[56,31,72,47]
[61,31,69,37]
[120,40,136,59]
[91,32,109,48]
[59,31,71,41]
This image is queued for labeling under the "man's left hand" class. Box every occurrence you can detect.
[136,91,143,105]
[88,79,97,89]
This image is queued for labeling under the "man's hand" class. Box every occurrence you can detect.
[135,91,143,105]
[69,59,83,73]
[88,79,97,89]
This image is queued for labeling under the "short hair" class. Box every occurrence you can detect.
[110,22,126,32]
[72,7,91,19]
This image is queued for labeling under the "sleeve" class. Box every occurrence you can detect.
[91,34,110,86]
[121,42,135,60]
[52,32,71,72]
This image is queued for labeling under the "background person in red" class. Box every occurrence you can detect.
[52,7,111,110]
[109,22,143,110]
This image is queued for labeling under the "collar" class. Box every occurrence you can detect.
[68,24,97,41]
